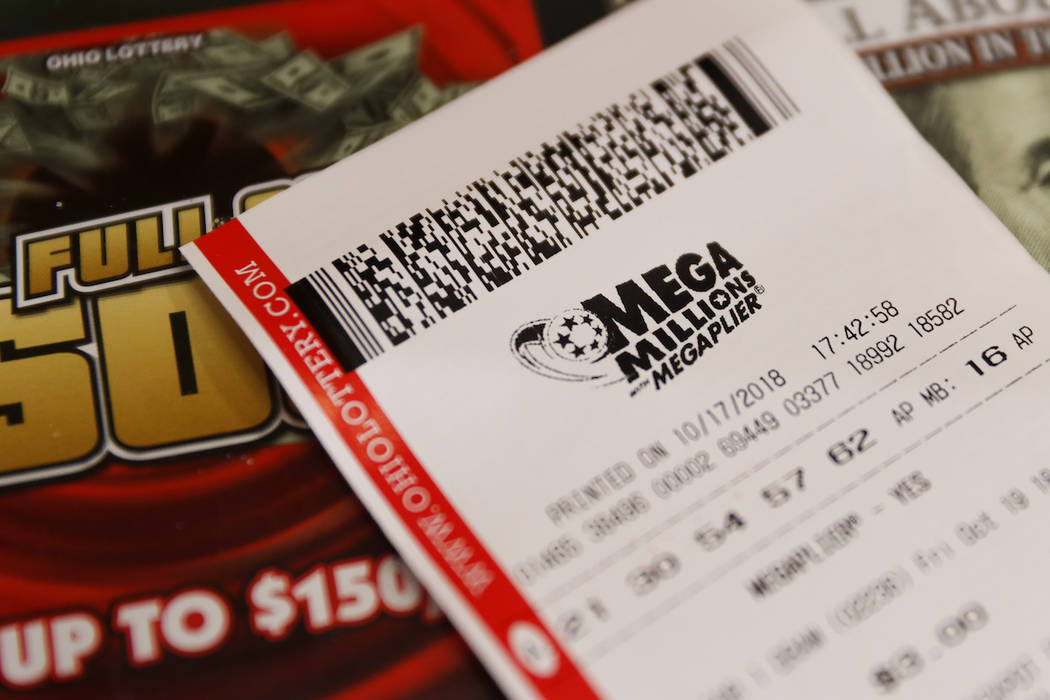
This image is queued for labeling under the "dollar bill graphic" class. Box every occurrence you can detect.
[152,72,198,124]
[341,102,375,128]
[0,25,493,286]
[324,120,404,163]
[0,27,481,173]
[75,79,135,103]
[179,71,274,108]
[3,68,70,106]
[73,65,109,84]
[440,81,479,104]
[263,52,351,111]
[67,102,115,130]
[387,75,443,122]
[332,28,421,101]
[811,4,1050,272]
[0,105,30,153]
[895,73,1050,271]
[199,30,275,68]
[259,33,295,63]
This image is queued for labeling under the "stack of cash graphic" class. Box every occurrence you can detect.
[0,27,474,166]
[0,27,477,284]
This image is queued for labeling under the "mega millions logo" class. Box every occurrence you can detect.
[511,242,764,394]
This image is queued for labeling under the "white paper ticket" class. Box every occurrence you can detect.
[183,0,1050,697]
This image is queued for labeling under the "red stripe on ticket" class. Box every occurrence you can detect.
[192,220,600,700]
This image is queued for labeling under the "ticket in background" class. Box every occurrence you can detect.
[814,0,1050,271]
[0,0,563,695]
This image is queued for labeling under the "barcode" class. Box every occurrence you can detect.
[287,38,797,371]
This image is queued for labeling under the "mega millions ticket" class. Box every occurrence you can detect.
[184,0,1050,697]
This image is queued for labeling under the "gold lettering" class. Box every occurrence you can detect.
[241,187,286,211]
[0,296,98,472]
[78,224,130,284]
[176,205,205,247]
[25,235,72,297]
[97,279,272,449]
[134,215,175,272]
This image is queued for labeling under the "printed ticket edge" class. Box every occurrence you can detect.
[182,221,601,700]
